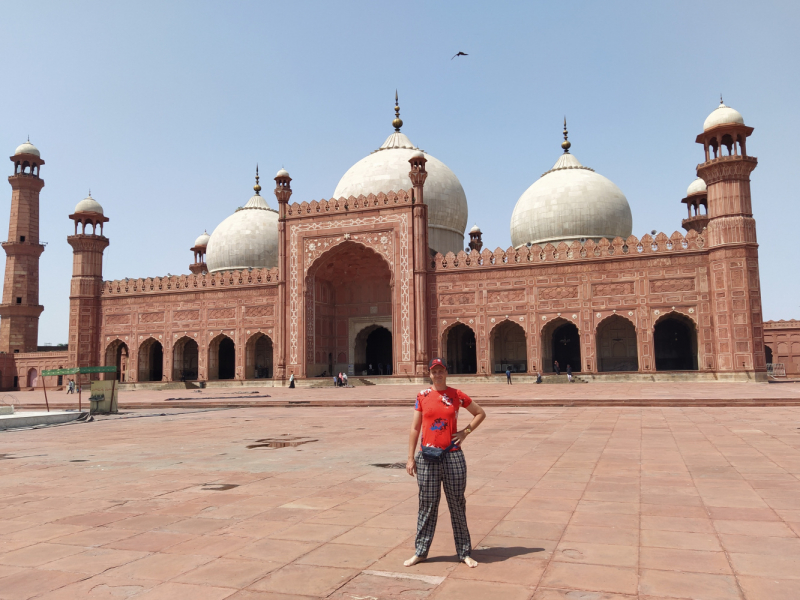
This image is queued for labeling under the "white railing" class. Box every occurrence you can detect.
[767,363,786,378]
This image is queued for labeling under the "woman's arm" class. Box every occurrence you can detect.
[451,400,486,446]
[406,411,423,477]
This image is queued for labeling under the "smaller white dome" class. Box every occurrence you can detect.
[15,141,40,157]
[704,101,744,131]
[194,230,210,248]
[74,194,103,214]
[469,224,481,233]
[411,151,425,160]
[276,168,290,178]
[686,177,707,196]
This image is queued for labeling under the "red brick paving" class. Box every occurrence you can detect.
[1,399,800,598]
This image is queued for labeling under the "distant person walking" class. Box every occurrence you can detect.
[566,364,573,383]
[506,367,512,385]
[289,373,295,388]
[536,371,542,384]
[554,360,560,375]
[342,372,348,386]
[405,358,486,569]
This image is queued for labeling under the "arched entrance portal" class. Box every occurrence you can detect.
[596,315,639,372]
[246,333,273,379]
[209,335,236,380]
[27,368,38,388]
[138,338,163,382]
[354,325,392,375]
[306,242,393,377]
[654,313,698,371]
[542,318,581,373]
[491,321,527,373]
[443,323,477,374]
[173,337,199,381]
[105,340,129,381]
[765,345,774,364]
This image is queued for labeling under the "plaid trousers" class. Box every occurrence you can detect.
[414,449,471,560]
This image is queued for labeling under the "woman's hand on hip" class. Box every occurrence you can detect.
[406,457,417,477]
[451,430,468,446]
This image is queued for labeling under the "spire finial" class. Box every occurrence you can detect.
[27,135,30,142]
[720,94,724,105]
[561,116,571,153]
[253,164,261,195]
[88,188,91,197]
[392,90,403,132]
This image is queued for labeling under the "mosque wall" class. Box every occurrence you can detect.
[427,229,762,379]
[764,320,800,376]
[98,268,279,382]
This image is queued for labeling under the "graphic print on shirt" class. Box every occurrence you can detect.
[415,387,472,451]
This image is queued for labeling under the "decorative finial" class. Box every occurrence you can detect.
[393,90,403,132]
[720,94,724,105]
[88,188,91,197]
[253,164,261,194]
[27,135,30,142]
[561,116,571,153]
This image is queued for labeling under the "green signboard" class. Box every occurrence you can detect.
[42,366,116,377]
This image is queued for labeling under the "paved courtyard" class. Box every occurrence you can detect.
[2,400,800,599]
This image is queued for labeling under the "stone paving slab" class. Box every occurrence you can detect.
[6,380,800,411]
[1,404,800,598]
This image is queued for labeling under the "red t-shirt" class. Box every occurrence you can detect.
[415,387,472,451]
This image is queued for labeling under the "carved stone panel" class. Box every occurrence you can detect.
[208,308,236,320]
[592,282,634,296]
[539,286,578,300]
[440,293,476,306]
[650,278,695,293]
[139,312,164,324]
[105,314,131,325]
[173,310,200,321]
[246,305,274,318]
[487,289,526,303]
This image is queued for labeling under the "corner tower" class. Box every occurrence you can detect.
[0,141,46,353]
[695,99,765,376]
[67,193,109,369]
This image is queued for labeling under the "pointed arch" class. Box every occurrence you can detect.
[137,337,164,381]
[441,322,477,374]
[245,331,273,379]
[104,338,129,381]
[172,336,199,381]
[653,311,698,371]
[542,317,581,373]
[489,319,527,373]
[208,334,235,380]
[595,314,638,372]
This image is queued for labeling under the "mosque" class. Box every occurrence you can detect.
[2,97,799,389]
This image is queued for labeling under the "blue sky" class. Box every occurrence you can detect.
[1,1,798,344]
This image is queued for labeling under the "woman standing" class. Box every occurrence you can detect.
[405,358,486,568]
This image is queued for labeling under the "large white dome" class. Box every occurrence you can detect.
[510,151,632,248]
[703,101,744,131]
[333,129,468,256]
[206,193,278,273]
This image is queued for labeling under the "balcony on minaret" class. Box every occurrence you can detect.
[190,230,210,274]
[681,177,709,234]
[69,192,108,237]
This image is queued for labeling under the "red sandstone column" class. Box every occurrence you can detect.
[409,153,430,376]
[0,146,45,354]
[695,121,765,378]
[274,169,292,382]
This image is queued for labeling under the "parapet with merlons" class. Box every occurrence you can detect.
[102,267,279,297]
[431,230,705,271]
[285,190,412,219]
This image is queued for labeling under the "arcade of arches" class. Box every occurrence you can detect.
[307,242,393,376]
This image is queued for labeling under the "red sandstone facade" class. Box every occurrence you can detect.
[1,110,793,388]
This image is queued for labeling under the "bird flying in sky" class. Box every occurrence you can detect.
[451,52,468,60]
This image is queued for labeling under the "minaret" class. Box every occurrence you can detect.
[695,98,765,375]
[273,166,292,380]
[67,193,109,370]
[190,230,210,274]
[0,140,46,353]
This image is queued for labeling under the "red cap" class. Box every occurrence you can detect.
[429,358,447,370]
